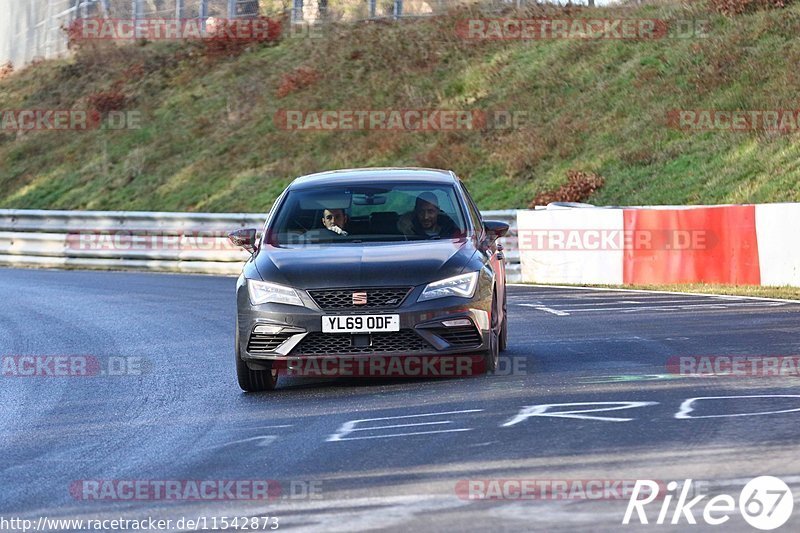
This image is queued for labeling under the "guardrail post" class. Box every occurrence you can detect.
[199,0,208,31]
[228,0,237,19]
[44,0,54,57]
[368,0,376,18]
[175,0,184,19]
[131,0,141,21]
[292,0,303,22]
[393,0,402,19]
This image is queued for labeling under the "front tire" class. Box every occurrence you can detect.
[499,285,508,352]
[236,351,278,392]
[499,316,508,352]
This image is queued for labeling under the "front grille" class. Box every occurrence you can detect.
[432,325,482,348]
[247,332,293,354]
[290,329,432,356]
[307,287,412,311]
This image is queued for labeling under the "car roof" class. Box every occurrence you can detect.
[289,168,457,189]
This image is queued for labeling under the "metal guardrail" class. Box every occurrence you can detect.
[0,209,521,281]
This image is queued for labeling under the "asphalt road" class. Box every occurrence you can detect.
[2,267,800,532]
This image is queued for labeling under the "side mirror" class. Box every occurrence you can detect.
[483,220,510,240]
[228,228,258,253]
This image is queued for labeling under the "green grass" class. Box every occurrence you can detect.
[2,2,800,212]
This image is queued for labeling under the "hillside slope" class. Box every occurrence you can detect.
[1,2,799,211]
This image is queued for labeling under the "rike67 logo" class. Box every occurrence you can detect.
[623,477,793,530]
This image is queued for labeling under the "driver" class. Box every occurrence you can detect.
[303,208,350,242]
[321,208,349,236]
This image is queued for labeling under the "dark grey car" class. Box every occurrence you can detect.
[228,168,509,391]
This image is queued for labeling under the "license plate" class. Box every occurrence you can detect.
[322,314,400,333]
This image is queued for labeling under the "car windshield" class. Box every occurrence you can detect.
[267,182,468,246]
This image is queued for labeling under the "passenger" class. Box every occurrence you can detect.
[397,192,457,238]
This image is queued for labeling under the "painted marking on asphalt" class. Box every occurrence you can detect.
[517,303,569,316]
[508,283,800,303]
[536,300,716,311]
[327,409,483,442]
[328,428,473,441]
[675,395,800,419]
[234,425,293,430]
[350,421,452,432]
[543,300,705,307]
[502,402,660,425]
[558,302,787,313]
[200,435,278,451]
[620,305,728,313]
[576,374,694,384]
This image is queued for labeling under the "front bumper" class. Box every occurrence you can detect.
[236,277,493,363]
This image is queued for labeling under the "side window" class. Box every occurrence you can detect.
[459,182,483,235]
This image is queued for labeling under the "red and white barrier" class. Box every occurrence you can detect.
[755,203,800,287]
[517,208,624,284]
[518,203,800,287]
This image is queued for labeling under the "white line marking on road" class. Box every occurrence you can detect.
[327,409,483,442]
[620,305,728,313]
[199,435,277,451]
[233,425,293,430]
[331,428,472,441]
[560,302,786,313]
[502,402,659,425]
[541,299,709,307]
[517,303,569,316]
[509,283,800,304]
[675,395,800,419]
[350,421,451,432]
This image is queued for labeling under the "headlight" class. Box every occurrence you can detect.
[248,279,304,307]
[418,272,479,302]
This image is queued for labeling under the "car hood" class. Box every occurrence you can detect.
[254,239,475,289]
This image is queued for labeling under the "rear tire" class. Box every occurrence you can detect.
[481,291,500,374]
[236,351,278,392]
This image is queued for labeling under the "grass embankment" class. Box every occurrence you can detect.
[1,2,800,211]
